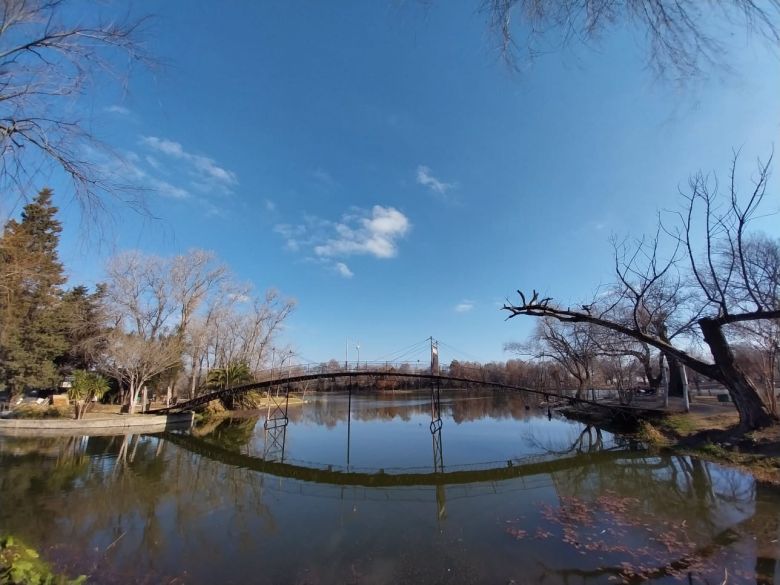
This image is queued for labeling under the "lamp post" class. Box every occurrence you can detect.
[356,343,360,370]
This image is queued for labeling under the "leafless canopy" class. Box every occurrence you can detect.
[481,0,780,80]
[0,0,151,217]
[502,152,780,429]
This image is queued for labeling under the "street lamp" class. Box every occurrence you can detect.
[355,343,360,370]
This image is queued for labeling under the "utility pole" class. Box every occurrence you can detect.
[345,338,348,370]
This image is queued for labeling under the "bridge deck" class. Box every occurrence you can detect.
[151,369,676,421]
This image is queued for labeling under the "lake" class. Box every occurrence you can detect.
[1,390,778,584]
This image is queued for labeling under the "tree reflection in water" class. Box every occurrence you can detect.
[0,397,778,584]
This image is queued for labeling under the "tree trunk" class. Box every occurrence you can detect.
[666,354,685,397]
[127,381,137,415]
[699,317,774,430]
[575,374,589,400]
[640,353,662,390]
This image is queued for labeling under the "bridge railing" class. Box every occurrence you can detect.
[255,361,446,382]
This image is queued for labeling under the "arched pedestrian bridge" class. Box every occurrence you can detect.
[155,365,612,415]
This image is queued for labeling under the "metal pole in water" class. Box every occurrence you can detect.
[347,381,352,468]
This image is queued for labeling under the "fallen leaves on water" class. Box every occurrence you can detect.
[503,491,746,583]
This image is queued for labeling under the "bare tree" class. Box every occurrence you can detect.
[481,0,780,81]
[729,236,780,414]
[100,249,250,409]
[506,319,597,398]
[591,330,665,392]
[0,0,151,216]
[503,153,780,430]
[99,331,181,414]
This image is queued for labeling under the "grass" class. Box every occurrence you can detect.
[9,404,69,419]
[659,414,696,436]
[696,442,730,459]
[635,421,669,447]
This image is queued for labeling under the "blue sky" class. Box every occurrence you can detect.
[41,2,780,364]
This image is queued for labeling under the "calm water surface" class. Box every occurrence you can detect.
[1,390,778,584]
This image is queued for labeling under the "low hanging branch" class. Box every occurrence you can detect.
[503,290,719,381]
[502,153,779,431]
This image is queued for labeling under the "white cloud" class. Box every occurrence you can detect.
[113,155,190,199]
[274,223,308,251]
[455,300,475,313]
[416,165,454,196]
[334,262,354,278]
[314,206,410,259]
[141,136,238,188]
[274,205,411,276]
[264,199,276,212]
[105,104,131,115]
[149,178,189,199]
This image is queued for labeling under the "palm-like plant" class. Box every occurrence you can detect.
[67,370,110,419]
[206,362,253,390]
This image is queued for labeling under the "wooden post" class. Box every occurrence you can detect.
[682,366,690,413]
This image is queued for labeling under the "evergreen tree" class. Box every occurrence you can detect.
[57,283,108,373]
[0,189,67,394]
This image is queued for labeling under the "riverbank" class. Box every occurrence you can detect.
[561,396,780,484]
[638,407,780,485]
[198,394,306,417]
[0,412,194,437]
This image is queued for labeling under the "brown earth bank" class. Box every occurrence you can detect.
[642,406,780,485]
[562,396,780,484]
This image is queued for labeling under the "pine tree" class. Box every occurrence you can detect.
[0,189,67,395]
[57,283,108,373]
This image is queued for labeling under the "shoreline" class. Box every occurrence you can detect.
[0,412,195,437]
[566,402,780,485]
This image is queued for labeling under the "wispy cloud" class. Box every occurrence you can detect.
[274,205,411,276]
[112,154,190,200]
[105,104,131,115]
[264,199,276,212]
[274,222,309,251]
[416,165,454,197]
[334,262,354,278]
[312,168,335,187]
[314,206,410,259]
[141,136,238,190]
[455,300,475,313]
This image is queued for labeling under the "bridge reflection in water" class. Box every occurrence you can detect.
[252,379,450,519]
[1,407,777,584]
